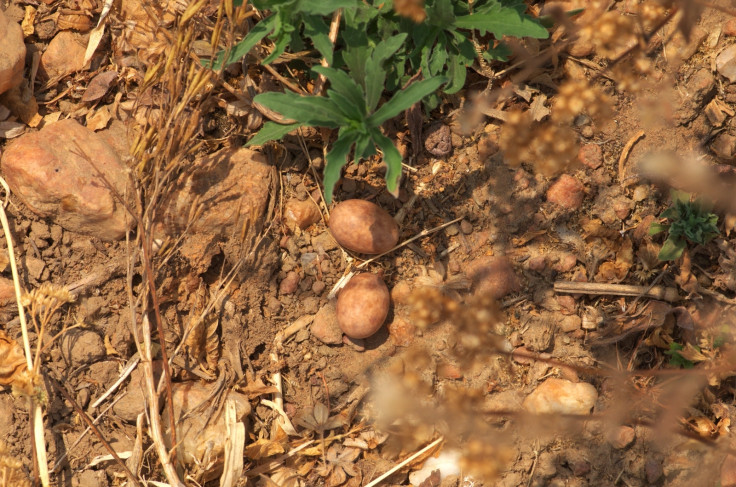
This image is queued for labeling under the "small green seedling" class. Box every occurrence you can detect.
[648,190,719,261]
[664,342,695,369]
[246,35,446,203]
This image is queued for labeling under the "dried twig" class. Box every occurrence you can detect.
[364,437,444,487]
[618,130,645,188]
[554,280,678,302]
[47,376,141,486]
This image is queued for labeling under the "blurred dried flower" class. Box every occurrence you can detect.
[0,441,30,487]
[581,11,637,59]
[499,110,579,177]
[393,0,426,23]
[553,80,612,124]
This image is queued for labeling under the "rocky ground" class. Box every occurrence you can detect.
[3,0,736,486]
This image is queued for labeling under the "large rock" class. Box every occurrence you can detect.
[0,9,26,94]
[39,31,86,79]
[523,378,597,415]
[160,147,273,237]
[1,119,132,240]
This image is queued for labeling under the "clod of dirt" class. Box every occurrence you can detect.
[424,123,452,157]
[717,45,736,83]
[1,119,132,240]
[160,147,274,238]
[0,9,25,95]
[60,329,105,367]
[390,280,412,305]
[546,174,585,210]
[712,132,736,160]
[311,300,343,345]
[387,315,415,347]
[162,381,250,480]
[522,378,598,415]
[608,425,636,449]
[284,198,321,230]
[336,273,390,339]
[279,271,300,295]
[463,256,521,299]
[39,31,87,80]
[677,68,716,124]
[113,362,163,423]
[645,458,664,484]
[578,143,603,169]
[328,199,399,254]
[0,277,15,307]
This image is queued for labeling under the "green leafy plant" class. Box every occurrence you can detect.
[210,0,358,69]
[340,0,548,105]
[246,35,447,202]
[648,190,719,261]
[665,342,695,369]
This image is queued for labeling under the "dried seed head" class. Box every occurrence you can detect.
[393,0,427,23]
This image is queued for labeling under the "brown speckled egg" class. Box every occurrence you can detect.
[336,273,390,339]
[328,199,399,254]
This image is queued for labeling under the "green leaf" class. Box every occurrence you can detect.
[648,222,670,235]
[295,0,358,16]
[454,8,549,39]
[353,133,375,160]
[365,34,408,112]
[245,121,303,147]
[312,66,366,115]
[262,29,292,65]
[253,92,347,127]
[369,76,447,125]
[370,128,402,197]
[328,89,366,121]
[210,16,275,69]
[303,16,334,66]
[658,237,686,261]
[324,131,358,204]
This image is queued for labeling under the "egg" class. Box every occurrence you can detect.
[328,199,399,254]
[336,273,390,339]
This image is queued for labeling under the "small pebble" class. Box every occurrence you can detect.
[608,425,635,449]
[463,256,521,299]
[645,459,663,484]
[312,280,326,294]
[445,224,459,236]
[578,144,602,169]
[460,220,473,234]
[725,19,736,37]
[279,271,300,295]
[527,255,546,272]
[547,175,585,210]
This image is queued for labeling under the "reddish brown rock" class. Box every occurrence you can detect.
[578,143,602,169]
[39,31,87,79]
[464,256,520,299]
[284,198,321,230]
[1,119,132,240]
[547,175,585,210]
[0,9,25,94]
[527,255,546,272]
[725,19,736,37]
[279,271,299,295]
